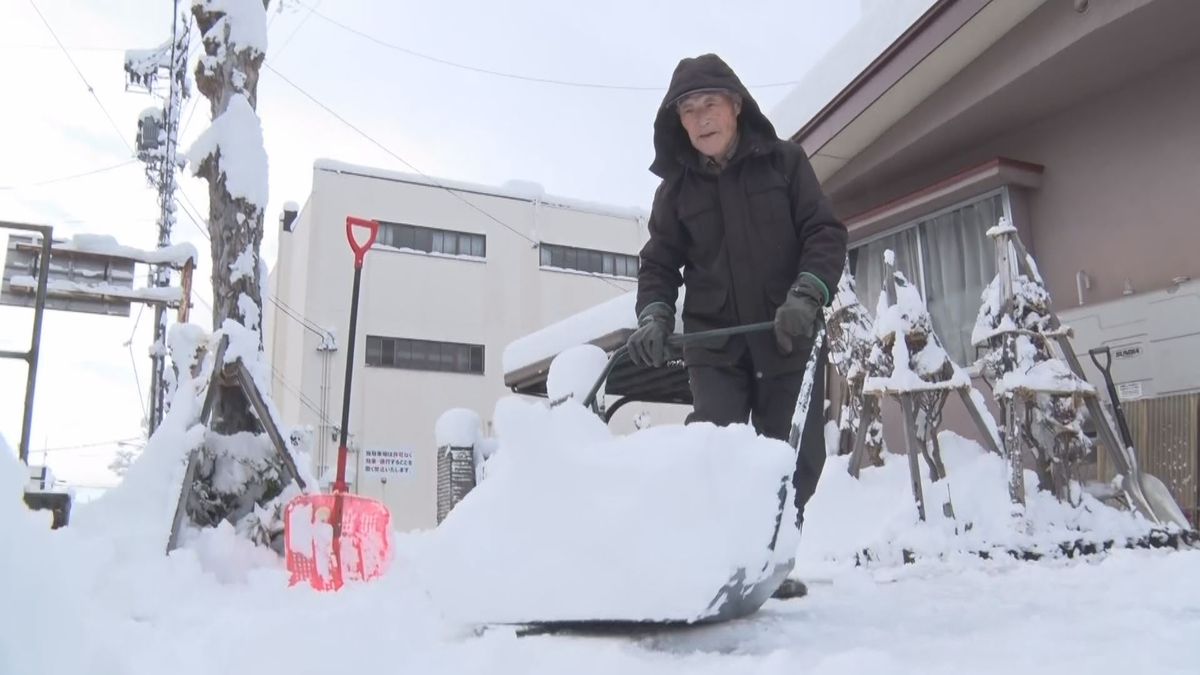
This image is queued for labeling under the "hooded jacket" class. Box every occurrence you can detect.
[636,53,848,375]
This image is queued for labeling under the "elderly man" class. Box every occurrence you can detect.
[627,54,847,545]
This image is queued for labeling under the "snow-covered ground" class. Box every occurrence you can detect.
[4,407,1199,675]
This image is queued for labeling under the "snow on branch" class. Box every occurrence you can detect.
[192,0,269,55]
[185,93,269,213]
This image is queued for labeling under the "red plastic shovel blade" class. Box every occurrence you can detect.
[284,493,392,591]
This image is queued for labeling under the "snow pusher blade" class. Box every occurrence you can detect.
[284,493,392,591]
[285,217,393,591]
[578,324,823,628]
[477,324,825,631]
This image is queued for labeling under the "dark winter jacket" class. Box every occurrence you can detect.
[635,53,848,376]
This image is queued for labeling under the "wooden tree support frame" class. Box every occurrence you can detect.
[843,270,1002,522]
[166,336,308,553]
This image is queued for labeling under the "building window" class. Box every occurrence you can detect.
[850,190,1008,365]
[377,221,486,258]
[366,335,485,374]
[540,243,638,278]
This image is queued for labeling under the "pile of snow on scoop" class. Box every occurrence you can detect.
[418,345,801,625]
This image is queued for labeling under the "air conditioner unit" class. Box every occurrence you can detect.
[1059,279,1200,400]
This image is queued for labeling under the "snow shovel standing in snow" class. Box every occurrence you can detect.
[285,216,394,591]
[1088,346,1190,530]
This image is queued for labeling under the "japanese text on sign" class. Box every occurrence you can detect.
[362,448,415,476]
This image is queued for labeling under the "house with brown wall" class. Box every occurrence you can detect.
[770,0,1200,519]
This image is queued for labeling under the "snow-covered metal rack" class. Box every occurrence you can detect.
[845,259,1002,523]
[974,224,1190,530]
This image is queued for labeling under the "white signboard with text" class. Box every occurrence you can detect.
[361,447,415,477]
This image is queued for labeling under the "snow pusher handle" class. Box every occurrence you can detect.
[1088,345,1135,450]
[346,217,379,268]
[581,321,775,411]
[1088,346,1113,376]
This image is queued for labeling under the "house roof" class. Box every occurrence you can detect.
[774,0,1048,182]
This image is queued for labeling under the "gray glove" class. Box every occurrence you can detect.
[774,274,825,354]
[627,302,674,368]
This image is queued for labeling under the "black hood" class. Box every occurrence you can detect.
[650,53,779,178]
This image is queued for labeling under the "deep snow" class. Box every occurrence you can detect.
[3,394,1197,674]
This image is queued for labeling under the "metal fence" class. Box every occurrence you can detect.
[1097,392,1200,526]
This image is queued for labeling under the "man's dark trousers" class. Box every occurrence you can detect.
[684,333,827,526]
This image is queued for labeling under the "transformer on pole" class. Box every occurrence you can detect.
[124,1,193,434]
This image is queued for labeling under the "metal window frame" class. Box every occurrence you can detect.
[850,187,1012,298]
[363,333,486,375]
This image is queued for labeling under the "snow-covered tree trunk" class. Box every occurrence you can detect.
[191,0,269,435]
[184,0,293,544]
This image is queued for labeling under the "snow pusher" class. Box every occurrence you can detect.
[285,217,392,591]
[426,321,825,629]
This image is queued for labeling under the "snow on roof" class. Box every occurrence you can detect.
[313,159,648,221]
[502,291,639,375]
[767,0,937,139]
[53,234,197,267]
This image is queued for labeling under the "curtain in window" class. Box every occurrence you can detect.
[852,227,921,316]
[919,194,1002,365]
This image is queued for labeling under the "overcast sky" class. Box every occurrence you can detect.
[0,0,931,489]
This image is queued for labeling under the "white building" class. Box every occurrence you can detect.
[266,159,687,531]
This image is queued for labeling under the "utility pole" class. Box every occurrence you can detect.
[124,1,192,434]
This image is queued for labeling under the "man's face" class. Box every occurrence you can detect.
[677,91,741,159]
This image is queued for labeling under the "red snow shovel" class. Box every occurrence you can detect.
[285,216,393,591]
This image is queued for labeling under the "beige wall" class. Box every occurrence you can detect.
[847,50,1199,309]
[826,1,1200,310]
[268,165,690,532]
[814,0,1200,454]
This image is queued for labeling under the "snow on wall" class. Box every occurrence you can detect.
[185,93,269,211]
[435,408,482,448]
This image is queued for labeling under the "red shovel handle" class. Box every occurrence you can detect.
[346,217,379,268]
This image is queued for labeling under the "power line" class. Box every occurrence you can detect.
[297,2,805,92]
[267,295,333,342]
[126,304,150,422]
[175,188,212,242]
[270,362,333,426]
[271,0,321,59]
[0,159,139,191]
[38,436,143,453]
[27,0,133,156]
[0,44,129,52]
[263,63,633,295]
